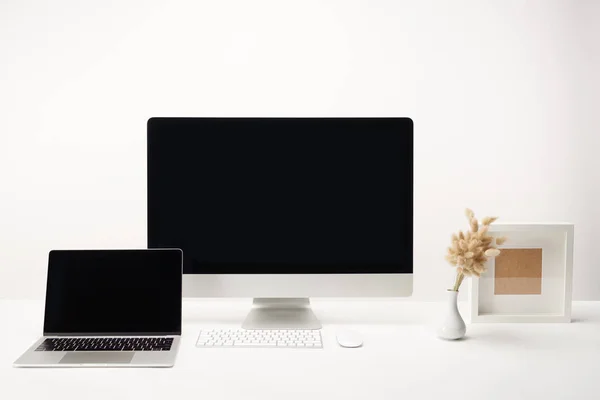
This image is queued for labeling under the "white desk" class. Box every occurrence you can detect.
[1,299,599,400]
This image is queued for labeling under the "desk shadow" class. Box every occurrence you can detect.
[184,313,423,326]
[184,315,245,324]
[570,318,588,323]
[463,330,531,348]
[315,315,425,326]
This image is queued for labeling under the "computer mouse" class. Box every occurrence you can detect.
[336,330,363,348]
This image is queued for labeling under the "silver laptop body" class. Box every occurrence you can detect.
[14,249,182,368]
[14,335,181,367]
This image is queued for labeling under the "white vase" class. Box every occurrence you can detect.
[437,290,466,340]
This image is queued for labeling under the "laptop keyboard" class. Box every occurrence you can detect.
[35,337,173,352]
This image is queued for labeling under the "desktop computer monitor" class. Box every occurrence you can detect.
[147,117,413,329]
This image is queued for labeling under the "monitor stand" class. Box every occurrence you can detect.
[242,298,322,330]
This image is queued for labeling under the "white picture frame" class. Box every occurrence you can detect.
[469,223,574,323]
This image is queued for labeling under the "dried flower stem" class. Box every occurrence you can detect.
[452,271,465,292]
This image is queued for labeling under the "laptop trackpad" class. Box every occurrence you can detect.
[60,352,134,364]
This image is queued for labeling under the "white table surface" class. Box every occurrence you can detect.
[1,299,599,400]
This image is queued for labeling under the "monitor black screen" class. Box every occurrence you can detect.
[148,118,413,274]
[43,250,182,335]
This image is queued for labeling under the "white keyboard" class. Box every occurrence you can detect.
[196,329,323,348]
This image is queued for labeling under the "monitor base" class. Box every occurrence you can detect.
[242,298,322,330]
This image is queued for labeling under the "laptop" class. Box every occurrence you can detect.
[13,249,182,368]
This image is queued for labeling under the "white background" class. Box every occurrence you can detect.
[1,0,598,300]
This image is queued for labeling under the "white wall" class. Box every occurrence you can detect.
[1,0,598,300]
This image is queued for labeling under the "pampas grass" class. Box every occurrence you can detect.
[445,209,507,291]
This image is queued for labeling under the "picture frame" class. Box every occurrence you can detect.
[469,223,574,323]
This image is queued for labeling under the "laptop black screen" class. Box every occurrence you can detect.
[43,250,182,336]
